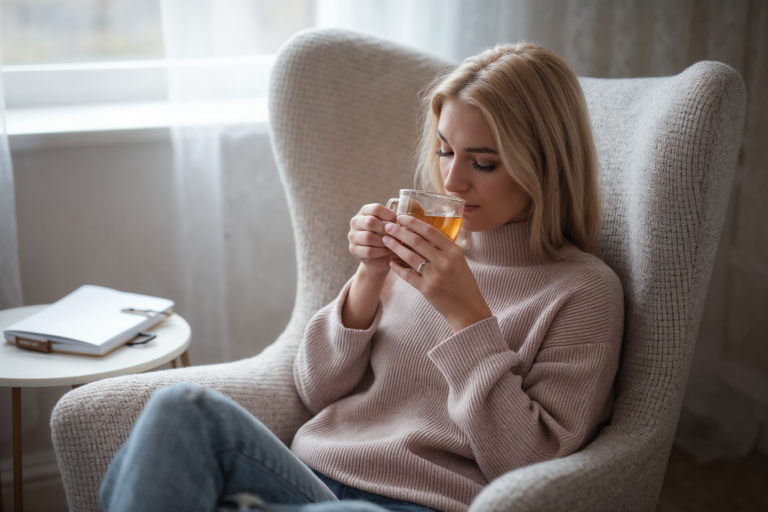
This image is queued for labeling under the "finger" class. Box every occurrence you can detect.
[351,214,388,236]
[349,230,387,248]
[389,258,422,286]
[395,214,453,250]
[351,245,394,260]
[382,235,426,270]
[358,203,398,223]
[383,221,438,259]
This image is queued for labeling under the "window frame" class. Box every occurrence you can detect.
[3,61,168,109]
[3,56,276,140]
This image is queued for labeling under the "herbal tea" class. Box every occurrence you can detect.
[403,213,463,241]
[387,190,465,243]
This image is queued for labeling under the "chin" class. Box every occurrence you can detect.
[459,219,475,232]
[459,219,486,232]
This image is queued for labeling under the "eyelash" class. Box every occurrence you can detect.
[435,149,497,172]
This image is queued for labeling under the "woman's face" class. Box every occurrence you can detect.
[436,98,531,232]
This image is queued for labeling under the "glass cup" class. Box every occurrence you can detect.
[386,190,465,242]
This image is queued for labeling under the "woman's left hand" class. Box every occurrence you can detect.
[382,215,493,334]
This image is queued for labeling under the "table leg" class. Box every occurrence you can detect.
[12,387,22,512]
[0,405,3,512]
[181,351,191,368]
[170,359,177,369]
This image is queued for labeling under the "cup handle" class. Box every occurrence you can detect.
[386,198,399,212]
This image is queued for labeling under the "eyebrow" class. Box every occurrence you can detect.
[436,129,498,154]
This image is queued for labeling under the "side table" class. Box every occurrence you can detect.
[0,305,192,512]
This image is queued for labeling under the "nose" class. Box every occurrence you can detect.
[442,159,470,194]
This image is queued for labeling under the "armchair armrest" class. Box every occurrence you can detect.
[51,327,311,512]
[469,428,670,512]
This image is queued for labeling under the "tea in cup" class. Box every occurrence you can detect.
[386,190,465,241]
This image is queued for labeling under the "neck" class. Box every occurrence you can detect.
[467,221,548,267]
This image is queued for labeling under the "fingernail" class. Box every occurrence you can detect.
[397,215,407,223]
[382,236,391,243]
[385,223,394,232]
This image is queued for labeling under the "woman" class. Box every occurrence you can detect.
[100,42,623,512]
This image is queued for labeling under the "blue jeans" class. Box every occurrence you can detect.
[100,383,439,512]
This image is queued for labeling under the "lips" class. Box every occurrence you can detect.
[463,205,479,213]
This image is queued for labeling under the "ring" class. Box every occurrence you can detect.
[416,259,427,275]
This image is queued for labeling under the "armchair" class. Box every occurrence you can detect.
[50,29,746,512]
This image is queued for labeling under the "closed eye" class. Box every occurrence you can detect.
[436,149,454,157]
[472,161,497,172]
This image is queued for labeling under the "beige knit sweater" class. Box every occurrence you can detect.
[291,222,624,512]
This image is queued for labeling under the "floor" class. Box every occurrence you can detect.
[655,445,768,512]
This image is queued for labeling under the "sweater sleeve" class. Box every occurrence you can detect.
[427,269,624,481]
[294,278,383,414]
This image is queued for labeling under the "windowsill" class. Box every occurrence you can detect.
[7,98,269,151]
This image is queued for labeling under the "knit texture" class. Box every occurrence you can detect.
[49,29,745,512]
[291,222,623,512]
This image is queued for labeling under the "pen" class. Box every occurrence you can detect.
[121,308,170,318]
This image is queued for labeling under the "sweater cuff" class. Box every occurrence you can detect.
[428,317,518,387]
[328,278,383,343]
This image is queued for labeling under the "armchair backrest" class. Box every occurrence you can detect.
[270,29,452,332]
[577,64,744,505]
[269,28,745,509]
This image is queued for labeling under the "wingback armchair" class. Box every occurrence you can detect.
[50,29,746,512]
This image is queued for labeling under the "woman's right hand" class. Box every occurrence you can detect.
[348,203,399,275]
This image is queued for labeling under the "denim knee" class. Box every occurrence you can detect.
[145,382,210,413]
[152,382,209,403]
[136,382,218,435]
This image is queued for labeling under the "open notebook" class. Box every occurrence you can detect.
[3,285,175,356]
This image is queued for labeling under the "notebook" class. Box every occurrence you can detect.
[3,285,175,356]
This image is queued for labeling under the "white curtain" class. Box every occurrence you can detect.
[160,0,304,365]
[315,0,462,58]
[161,0,767,458]
[0,3,32,458]
[0,25,22,311]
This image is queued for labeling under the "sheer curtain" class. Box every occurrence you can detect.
[161,0,767,458]
[0,5,27,450]
[0,30,22,311]
[160,0,308,365]
[315,0,462,58]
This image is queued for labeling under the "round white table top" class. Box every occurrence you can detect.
[0,305,191,387]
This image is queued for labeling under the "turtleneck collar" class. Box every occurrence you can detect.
[466,221,549,267]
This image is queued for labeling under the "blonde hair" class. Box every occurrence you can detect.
[415,42,600,258]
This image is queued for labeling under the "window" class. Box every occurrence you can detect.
[2,0,164,64]
[2,0,315,136]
